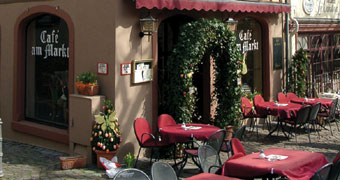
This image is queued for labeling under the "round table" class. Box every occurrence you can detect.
[159,123,221,144]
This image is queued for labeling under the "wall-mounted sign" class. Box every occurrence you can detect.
[98,62,109,75]
[236,29,259,54]
[303,0,314,15]
[132,59,153,84]
[31,29,70,59]
[273,38,283,70]
[317,0,339,15]
[120,63,131,75]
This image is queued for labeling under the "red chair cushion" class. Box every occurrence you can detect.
[333,153,340,164]
[278,92,289,103]
[231,138,246,156]
[158,114,176,129]
[142,138,169,147]
[185,149,198,156]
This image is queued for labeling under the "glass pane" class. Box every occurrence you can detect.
[297,36,308,50]
[25,14,69,129]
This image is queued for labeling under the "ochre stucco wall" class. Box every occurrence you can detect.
[0,0,287,162]
[0,0,117,153]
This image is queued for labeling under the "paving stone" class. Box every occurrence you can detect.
[1,120,340,179]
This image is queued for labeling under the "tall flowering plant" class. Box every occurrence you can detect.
[90,99,121,152]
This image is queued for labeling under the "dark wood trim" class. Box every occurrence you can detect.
[299,24,340,33]
[12,5,74,144]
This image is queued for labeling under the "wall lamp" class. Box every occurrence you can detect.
[139,13,157,41]
[225,17,238,25]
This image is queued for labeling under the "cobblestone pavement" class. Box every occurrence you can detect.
[2,120,340,179]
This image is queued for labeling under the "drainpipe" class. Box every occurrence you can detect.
[285,10,290,92]
[285,2,299,92]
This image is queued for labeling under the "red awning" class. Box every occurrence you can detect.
[136,0,290,13]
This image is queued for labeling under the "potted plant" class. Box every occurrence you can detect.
[90,99,121,169]
[124,152,135,168]
[76,72,99,96]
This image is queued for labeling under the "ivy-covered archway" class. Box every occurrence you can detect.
[166,18,243,128]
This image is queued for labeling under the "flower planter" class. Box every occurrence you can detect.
[95,150,117,169]
[76,83,99,96]
[59,155,87,170]
[225,125,234,141]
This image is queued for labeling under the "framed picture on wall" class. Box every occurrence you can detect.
[121,63,131,75]
[97,62,109,75]
[132,59,153,84]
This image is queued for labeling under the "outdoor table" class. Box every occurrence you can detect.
[290,97,332,109]
[159,123,220,144]
[185,173,240,180]
[255,102,303,119]
[221,148,328,180]
[159,123,220,175]
[255,102,303,137]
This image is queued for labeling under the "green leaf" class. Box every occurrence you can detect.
[95,115,105,124]
[101,123,107,132]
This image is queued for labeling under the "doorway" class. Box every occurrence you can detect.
[158,15,211,122]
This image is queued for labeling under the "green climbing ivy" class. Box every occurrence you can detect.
[289,48,309,97]
[165,18,243,128]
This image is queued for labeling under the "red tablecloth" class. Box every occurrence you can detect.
[290,98,332,109]
[222,148,328,180]
[185,173,240,180]
[255,102,303,119]
[159,123,220,144]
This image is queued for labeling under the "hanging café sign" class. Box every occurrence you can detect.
[31,29,69,59]
[236,29,259,54]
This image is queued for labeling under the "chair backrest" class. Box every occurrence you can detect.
[134,118,153,146]
[329,153,340,180]
[286,92,298,100]
[253,94,265,106]
[151,162,177,180]
[113,168,150,180]
[241,97,253,116]
[157,114,176,129]
[309,102,321,122]
[296,105,311,125]
[198,145,221,173]
[277,92,289,103]
[310,163,332,180]
[232,125,246,141]
[329,98,338,118]
[206,129,226,153]
[231,138,246,156]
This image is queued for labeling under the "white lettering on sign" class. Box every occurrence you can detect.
[317,0,339,15]
[236,29,259,54]
[31,29,69,59]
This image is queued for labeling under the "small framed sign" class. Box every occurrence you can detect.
[97,62,109,75]
[132,59,153,84]
[121,63,131,75]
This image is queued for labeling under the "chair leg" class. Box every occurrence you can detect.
[149,148,154,166]
[328,120,333,136]
[307,124,311,143]
[134,147,142,168]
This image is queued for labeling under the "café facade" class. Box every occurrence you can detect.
[290,0,340,94]
[0,0,290,161]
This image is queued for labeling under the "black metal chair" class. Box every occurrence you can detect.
[133,118,171,167]
[220,126,246,158]
[151,161,177,180]
[182,129,226,172]
[197,145,222,174]
[310,163,333,180]
[309,102,321,139]
[282,105,311,143]
[113,168,150,180]
[329,153,340,180]
[318,98,339,136]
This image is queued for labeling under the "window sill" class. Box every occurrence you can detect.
[11,120,69,144]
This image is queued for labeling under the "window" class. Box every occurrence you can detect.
[25,14,69,129]
[298,33,340,93]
